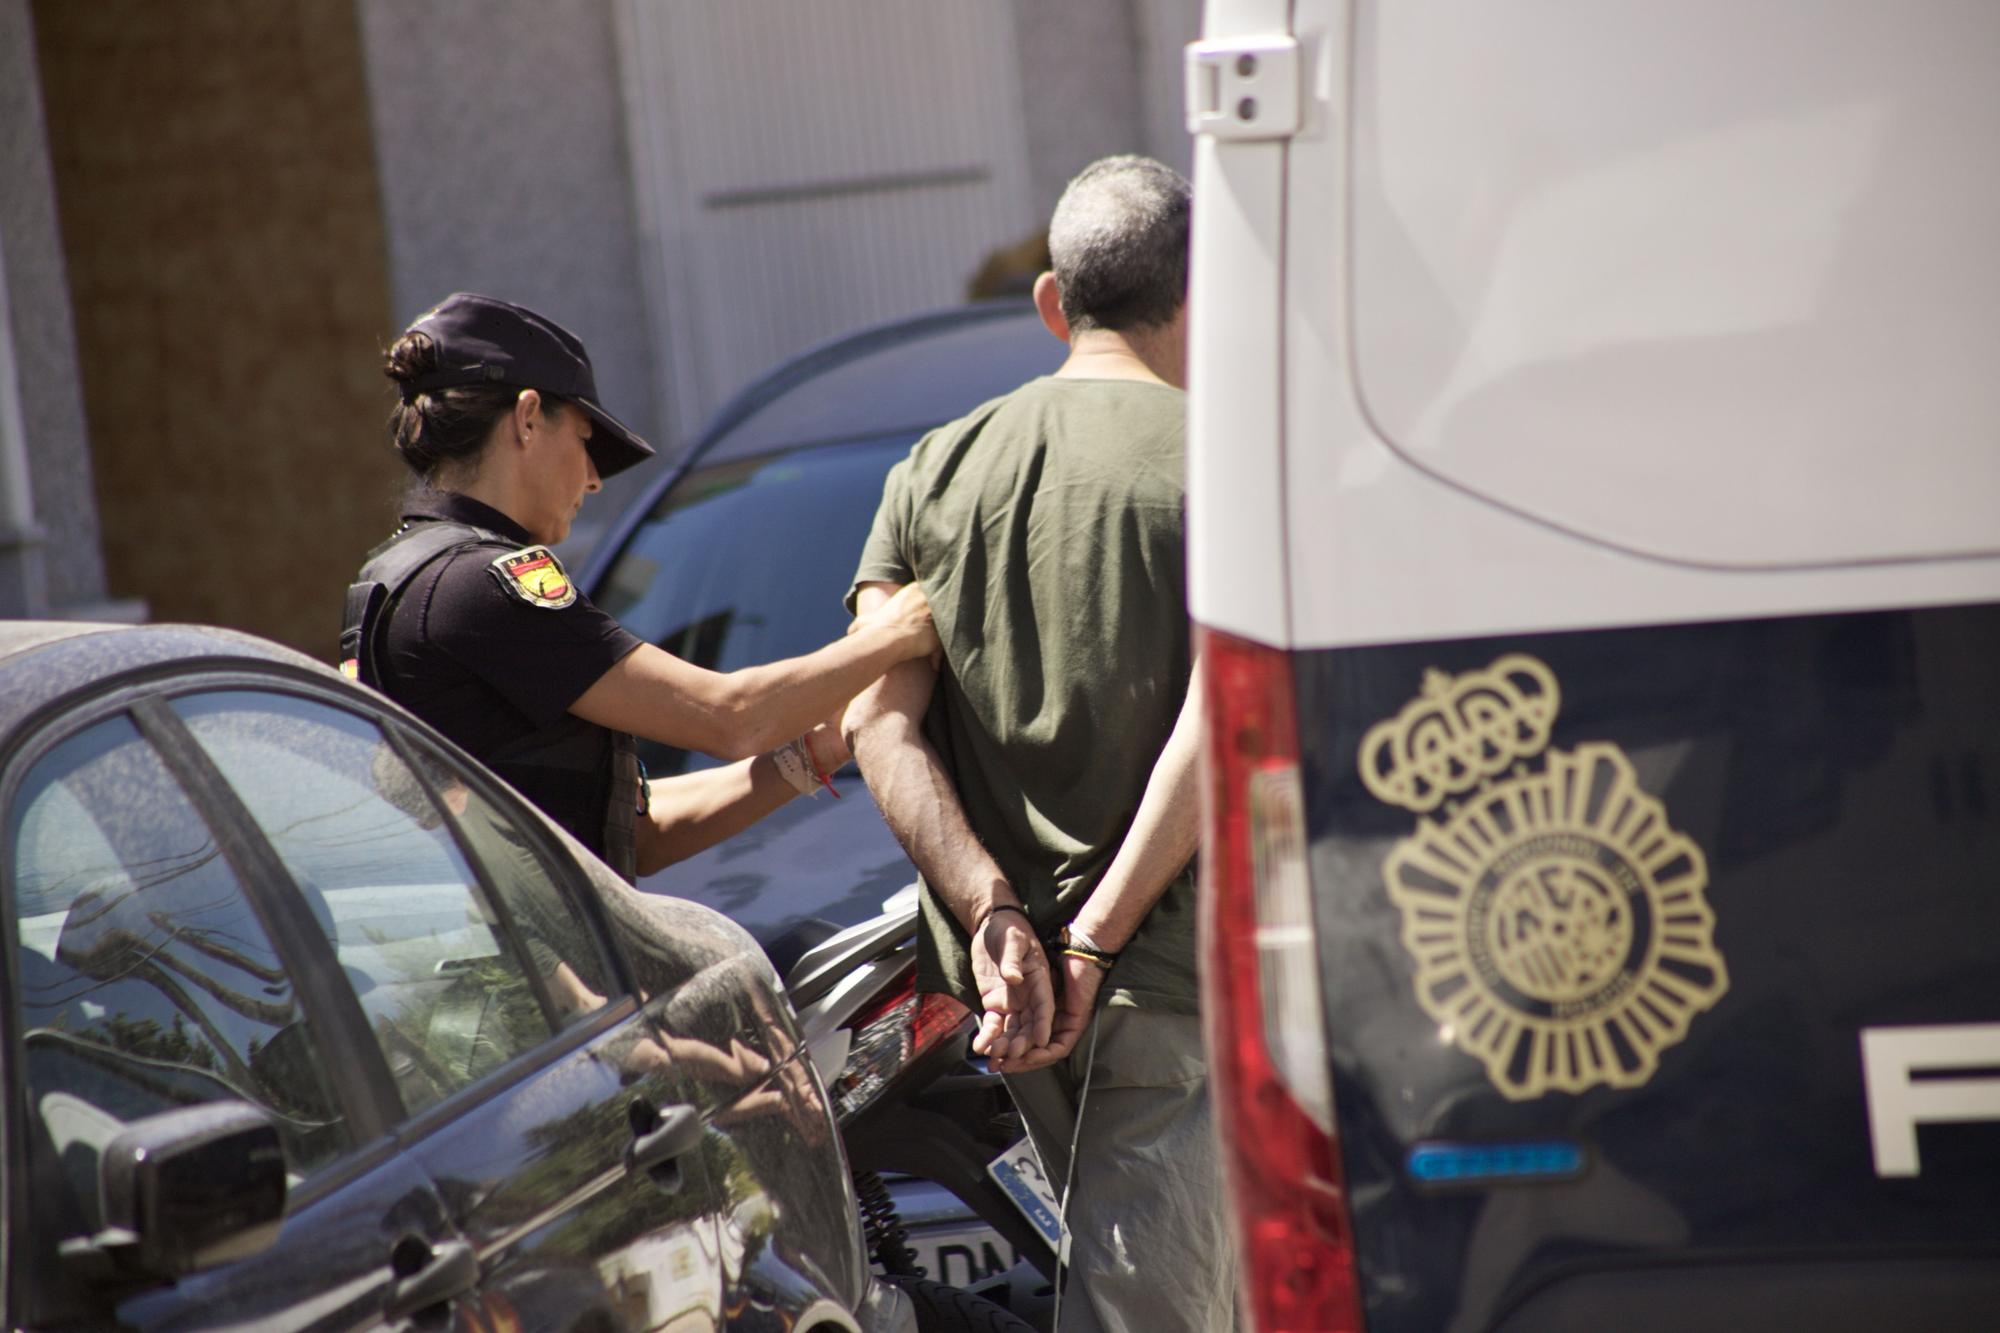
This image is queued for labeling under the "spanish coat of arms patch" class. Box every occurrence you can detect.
[489,546,577,610]
[1359,654,1729,1100]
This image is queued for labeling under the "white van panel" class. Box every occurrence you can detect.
[1340,0,2000,571]
[1185,0,1299,643]
[1242,0,2000,650]
[1280,418,2000,648]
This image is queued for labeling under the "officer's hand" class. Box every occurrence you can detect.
[805,719,849,773]
[969,912,1054,1071]
[860,582,940,662]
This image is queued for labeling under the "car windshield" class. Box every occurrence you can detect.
[594,434,914,776]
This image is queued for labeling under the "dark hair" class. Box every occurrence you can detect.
[383,331,570,481]
[1048,155,1191,334]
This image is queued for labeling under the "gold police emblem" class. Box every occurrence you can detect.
[490,546,577,610]
[1359,655,1727,1100]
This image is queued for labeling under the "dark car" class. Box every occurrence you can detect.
[1,620,911,1332]
[579,303,1065,1289]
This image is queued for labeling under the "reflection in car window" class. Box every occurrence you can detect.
[595,436,912,775]
[9,714,351,1231]
[401,736,623,1029]
[174,692,556,1115]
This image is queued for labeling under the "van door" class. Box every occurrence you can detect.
[1187,2,2000,1330]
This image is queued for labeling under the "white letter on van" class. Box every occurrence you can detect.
[1860,1024,2000,1177]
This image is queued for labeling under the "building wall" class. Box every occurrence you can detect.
[618,0,1041,450]
[12,0,1196,640]
[1010,0,1149,217]
[0,0,107,617]
[33,0,400,658]
[358,0,666,558]
[353,0,1194,563]
[1136,0,1204,177]
[1008,0,1200,213]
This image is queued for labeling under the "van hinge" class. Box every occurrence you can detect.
[1185,35,1300,141]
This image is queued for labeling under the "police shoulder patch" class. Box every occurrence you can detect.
[489,545,577,610]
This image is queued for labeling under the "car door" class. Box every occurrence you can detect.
[4,697,462,1332]
[168,683,730,1332]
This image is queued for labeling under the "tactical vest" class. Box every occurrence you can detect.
[341,520,642,882]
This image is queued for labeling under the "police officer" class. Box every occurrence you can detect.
[344,292,937,881]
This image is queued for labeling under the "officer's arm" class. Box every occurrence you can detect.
[631,722,848,875]
[571,585,937,761]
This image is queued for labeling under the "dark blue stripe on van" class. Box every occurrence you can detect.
[1289,601,2000,1333]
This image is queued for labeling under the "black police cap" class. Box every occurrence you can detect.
[404,292,655,478]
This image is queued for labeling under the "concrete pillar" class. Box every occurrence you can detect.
[0,227,48,619]
[0,0,113,620]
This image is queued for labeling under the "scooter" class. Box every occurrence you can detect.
[773,886,1058,1331]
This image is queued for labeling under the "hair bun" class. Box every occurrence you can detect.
[383,329,440,381]
[381,327,516,481]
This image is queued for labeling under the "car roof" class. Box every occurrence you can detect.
[581,302,1061,589]
[0,621,337,746]
[694,300,1057,466]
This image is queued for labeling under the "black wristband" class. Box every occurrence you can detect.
[975,902,1031,933]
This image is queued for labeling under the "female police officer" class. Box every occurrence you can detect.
[344,292,937,881]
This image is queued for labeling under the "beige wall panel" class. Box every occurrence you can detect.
[623,0,1039,441]
[35,0,399,658]
[1007,0,1145,215]
[1137,0,1203,176]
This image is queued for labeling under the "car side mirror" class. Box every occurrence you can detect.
[60,1102,288,1280]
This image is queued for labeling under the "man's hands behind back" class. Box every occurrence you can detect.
[1004,952,1107,1074]
[969,910,1055,1071]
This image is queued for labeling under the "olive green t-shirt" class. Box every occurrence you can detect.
[847,376,1196,1014]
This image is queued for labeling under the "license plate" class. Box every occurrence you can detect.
[900,1223,1028,1286]
[987,1137,1063,1252]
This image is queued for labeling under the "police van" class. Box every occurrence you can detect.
[1183,3,2000,1330]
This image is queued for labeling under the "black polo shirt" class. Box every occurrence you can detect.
[374,492,643,770]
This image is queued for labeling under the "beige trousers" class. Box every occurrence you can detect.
[1005,1007,1241,1333]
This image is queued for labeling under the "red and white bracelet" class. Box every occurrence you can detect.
[769,733,841,798]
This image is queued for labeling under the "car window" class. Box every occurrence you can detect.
[9,713,352,1233]
[594,435,912,775]
[400,735,625,1026]
[172,691,558,1116]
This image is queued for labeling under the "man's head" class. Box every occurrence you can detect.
[1045,156,1191,336]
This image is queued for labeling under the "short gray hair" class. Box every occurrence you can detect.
[1047,155,1191,334]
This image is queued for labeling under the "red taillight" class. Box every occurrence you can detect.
[833,978,972,1123]
[851,973,919,1030]
[1200,626,1363,1333]
[908,989,972,1051]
